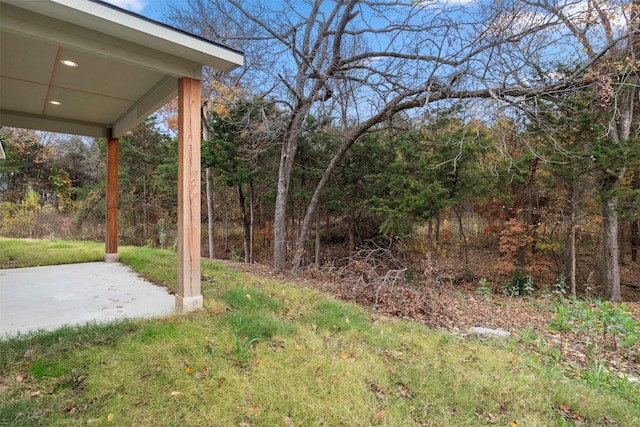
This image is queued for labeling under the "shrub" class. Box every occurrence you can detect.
[0,187,41,237]
[503,267,534,297]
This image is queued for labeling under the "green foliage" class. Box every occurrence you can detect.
[503,267,534,297]
[542,274,570,300]
[230,313,261,362]
[28,359,68,378]
[203,98,280,191]
[476,278,492,301]
[303,300,371,333]
[139,322,178,342]
[110,118,178,246]
[49,170,75,212]
[549,303,575,332]
[223,286,294,362]
[553,274,569,298]
[222,286,283,313]
[0,187,41,237]
[372,114,497,237]
[321,130,391,244]
[549,299,640,356]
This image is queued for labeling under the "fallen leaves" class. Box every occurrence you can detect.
[397,383,412,399]
[375,409,388,420]
[557,404,585,421]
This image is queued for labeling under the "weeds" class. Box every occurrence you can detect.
[549,298,640,357]
[231,314,259,363]
[303,300,371,333]
[503,267,534,297]
[476,278,492,301]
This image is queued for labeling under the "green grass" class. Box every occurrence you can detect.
[0,237,103,268]
[1,237,639,426]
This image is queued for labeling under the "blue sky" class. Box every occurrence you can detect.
[102,0,176,22]
[103,0,481,22]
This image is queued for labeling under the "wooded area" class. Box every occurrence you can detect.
[1,0,639,301]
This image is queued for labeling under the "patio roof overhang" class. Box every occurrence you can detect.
[0,0,244,313]
[0,0,243,138]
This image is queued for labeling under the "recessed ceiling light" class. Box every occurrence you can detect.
[60,59,78,67]
[49,101,62,105]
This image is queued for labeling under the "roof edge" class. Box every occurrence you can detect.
[89,0,244,57]
[1,0,244,73]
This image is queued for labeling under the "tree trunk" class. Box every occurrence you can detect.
[142,176,148,243]
[454,207,468,264]
[631,219,639,263]
[202,107,215,260]
[206,167,215,259]
[426,219,434,269]
[567,182,577,297]
[249,183,255,264]
[315,207,321,265]
[348,217,355,260]
[224,214,229,252]
[237,184,251,263]
[293,131,358,268]
[602,193,622,302]
[274,113,309,267]
[597,1,638,300]
[619,220,626,265]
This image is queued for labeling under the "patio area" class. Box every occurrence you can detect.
[0,262,174,338]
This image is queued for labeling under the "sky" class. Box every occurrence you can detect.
[103,0,481,22]
[102,0,175,22]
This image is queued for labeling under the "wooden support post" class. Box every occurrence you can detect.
[104,129,119,262]
[176,77,203,312]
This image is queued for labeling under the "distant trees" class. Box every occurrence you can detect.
[116,118,178,246]
[172,0,636,276]
[0,119,178,245]
[0,128,54,202]
[2,0,639,301]
[203,98,283,262]
[516,0,640,301]
[372,114,497,264]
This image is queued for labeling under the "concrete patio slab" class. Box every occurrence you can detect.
[0,262,175,338]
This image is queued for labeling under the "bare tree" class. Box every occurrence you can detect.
[517,0,640,301]
[217,0,628,269]
[218,0,524,267]
[168,0,638,295]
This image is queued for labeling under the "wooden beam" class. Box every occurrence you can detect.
[104,129,119,262]
[176,77,203,312]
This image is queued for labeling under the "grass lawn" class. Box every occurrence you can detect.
[1,237,638,426]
